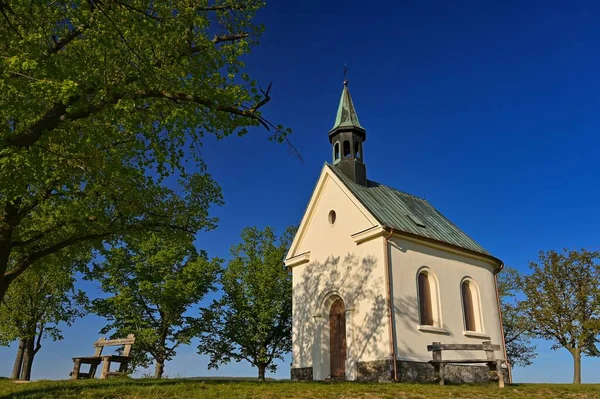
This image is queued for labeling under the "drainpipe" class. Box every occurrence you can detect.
[383,228,398,381]
[493,265,511,384]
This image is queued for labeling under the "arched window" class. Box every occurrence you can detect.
[354,141,362,159]
[343,140,351,158]
[418,272,434,326]
[334,142,340,160]
[461,279,482,332]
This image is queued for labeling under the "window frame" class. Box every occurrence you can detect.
[416,267,443,330]
[460,277,484,334]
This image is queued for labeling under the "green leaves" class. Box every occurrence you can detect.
[0,0,287,302]
[87,233,220,377]
[197,225,297,380]
[519,249,600,383]
[0,252,89,347]
[498,267,537,368]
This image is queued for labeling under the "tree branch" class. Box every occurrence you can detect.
[133,89,268,120]
[111,0,162,22]
[197,4,247,12]
[0,2,22,38]
[33,323,44,356]
[4,84,285,156]
[4,232,112,284]
[5,218,198,283]
[45,26,86,56]
[212,32,248,44]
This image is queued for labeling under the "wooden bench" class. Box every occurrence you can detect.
[427,341,505,388]
[71,334,135,380]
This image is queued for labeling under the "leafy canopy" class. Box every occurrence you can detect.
[0,0,290,300]
[497,267,536,368]
[87,233,220,376]
[198,226,296,380]
[521,249,600,383]
[0,251,88,347]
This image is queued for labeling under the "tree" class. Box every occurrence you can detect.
[197,226,296,381]
[520,249,600,384]
[497,267,536,368]
[0,252,88,380]
[88,234,220,379]
[0,0,292,302]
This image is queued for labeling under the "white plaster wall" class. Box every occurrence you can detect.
[291,173,390,380]
[389,236,505,362]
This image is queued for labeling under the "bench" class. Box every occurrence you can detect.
[71,334,135,380]
[427,341,505,388]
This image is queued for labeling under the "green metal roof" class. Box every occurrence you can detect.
[328,164,490,256]
[329,82,364,132]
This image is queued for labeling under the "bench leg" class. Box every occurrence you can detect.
[89,363,98,379]
[118,361,128,373]
[439,363,445,386]
[71,359,82,380]
[100,359,111,379]
[496,360,505,388]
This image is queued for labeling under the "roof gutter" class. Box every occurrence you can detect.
[492,263,511,384]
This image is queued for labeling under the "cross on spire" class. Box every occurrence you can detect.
[343,63,348,86]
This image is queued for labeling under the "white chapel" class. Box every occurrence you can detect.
[285,80,507,382]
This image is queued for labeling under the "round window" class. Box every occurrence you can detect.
[328,210,336,225]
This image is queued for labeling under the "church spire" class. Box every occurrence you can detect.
[328,79,367,186]
[329,80,365,134]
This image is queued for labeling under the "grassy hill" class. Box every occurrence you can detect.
[1,379,599,399]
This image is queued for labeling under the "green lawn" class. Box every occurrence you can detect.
[1,379,599,399]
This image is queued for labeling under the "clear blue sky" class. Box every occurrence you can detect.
[2,0,600,383]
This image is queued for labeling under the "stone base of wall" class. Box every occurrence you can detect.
[291,361,507,384]
[291,367,313,381]
[396,360,508,384]
[356,360,394,382]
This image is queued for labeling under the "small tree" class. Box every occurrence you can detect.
[198,226,296,381]
[521,249,600,384]
[88,234,220,378]
[0,253,87,380]
[497,267,537,368]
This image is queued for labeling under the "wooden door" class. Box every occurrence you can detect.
[329,298,346,378]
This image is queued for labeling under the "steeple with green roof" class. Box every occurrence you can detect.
[329,80,366,134]
[328,80,367,186]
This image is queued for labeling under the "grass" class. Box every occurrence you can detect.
[0,379,599,399]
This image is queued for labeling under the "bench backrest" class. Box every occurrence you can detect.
[427,342,501,352]
[93,334,136,357]
[427,341,501,362]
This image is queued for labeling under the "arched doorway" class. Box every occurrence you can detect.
[329,297,346,378]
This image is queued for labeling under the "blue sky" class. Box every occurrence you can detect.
[2,0,600,383]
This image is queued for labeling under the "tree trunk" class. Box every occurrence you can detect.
[154,359,165,379]
[0,279,8,304]
[571,348,582,384]
[20,338,35,381]
[11,338,26,379]
[0,210,15,304]
[257,363,266,382]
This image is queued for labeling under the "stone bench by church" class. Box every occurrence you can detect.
[427,340,505,387]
